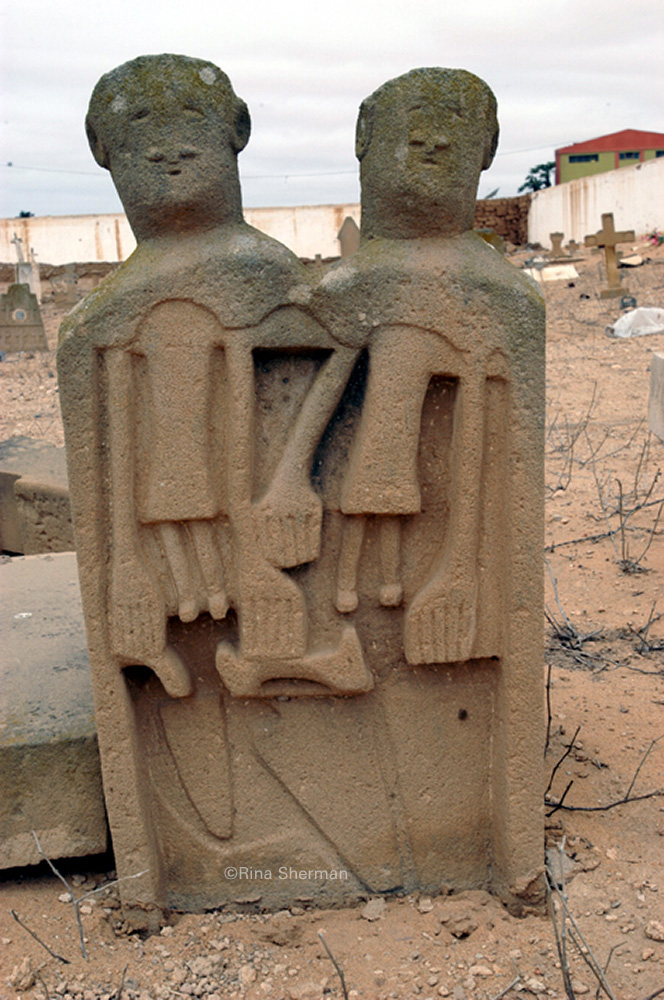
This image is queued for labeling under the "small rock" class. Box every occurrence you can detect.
[418,895,434,913]
[361,897,387,921]
[8,957,35,992]
[571,982,589,995]
[525,978,546,994]
[645,920,664,941]
[642,948,655,960]
[437,988,451,997]
[446,915,477,939]
[58,892,71,903]
[160,925,174,936]
[79,904,92,915]
[239,964,257,986]
[468,964,493,977]
[288,983,321,1000]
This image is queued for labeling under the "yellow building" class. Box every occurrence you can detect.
[556,129,664,184]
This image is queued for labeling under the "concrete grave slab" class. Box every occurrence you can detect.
[0,551,107,869]
[523,264,579,282]
[0,283,47,354]
[0,436,73,554]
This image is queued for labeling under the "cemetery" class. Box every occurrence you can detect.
[1,58,664,1000]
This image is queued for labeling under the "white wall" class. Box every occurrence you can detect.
[528,156,664,247]
[0,204,361,265]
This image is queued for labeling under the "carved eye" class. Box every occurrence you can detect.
[409,137,425,148]
[130,109,150,122]
[183,105,205,119]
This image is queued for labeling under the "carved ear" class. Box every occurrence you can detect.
[86,118,110,170]
[232,100,251,152]
[355,102,373,161]
[483,123,499,171]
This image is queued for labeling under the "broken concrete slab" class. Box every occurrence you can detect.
[0,551,107,869]
[0,436,72,554]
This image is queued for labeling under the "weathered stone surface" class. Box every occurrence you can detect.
[0,283,47,354]
[0,436,72,554]
[58,57,544,923]
[648,353,664,441]
[0,552,107,869]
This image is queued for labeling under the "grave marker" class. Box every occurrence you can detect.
[58,57,545,925]
[0,283,47,354]
[547,232,567,258]
[584,212,635,298]
[52,263,78,306]
[337,216,360,257]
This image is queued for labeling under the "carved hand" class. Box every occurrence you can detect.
[238,560,308,659]
[107,556,189,698]
[253,479,323,568]
[404,577,478,665]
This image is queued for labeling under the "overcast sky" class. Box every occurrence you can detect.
[1,0,662,220]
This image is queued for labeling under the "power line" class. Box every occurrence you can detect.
[3,140,561,183]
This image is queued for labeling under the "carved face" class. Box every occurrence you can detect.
[359,71,496,236]
[100,78,241,234]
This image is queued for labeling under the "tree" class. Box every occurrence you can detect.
[518,161,555,193]
[17,210,34,218]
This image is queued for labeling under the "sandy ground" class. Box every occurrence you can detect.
[2,244,664,1000]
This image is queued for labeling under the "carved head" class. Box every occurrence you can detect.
[356,68,499,239]
[86,55,251,239]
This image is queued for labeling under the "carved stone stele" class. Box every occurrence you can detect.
[58,57,545,925]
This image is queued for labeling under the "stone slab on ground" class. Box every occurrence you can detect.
[0,551,107,869]
[0,436,72,553]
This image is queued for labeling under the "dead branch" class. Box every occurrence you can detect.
[544,726,582,798]
[547,841,617,1000]
[31,830,88,958]
[318,932,349,1000]
[545,661,553,756]
[489,963,521,1000]
[546,735,664,816]
[9,909,69,964]
[30,830,149,960]
[112,963,128,1000]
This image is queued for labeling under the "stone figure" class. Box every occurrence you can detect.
[58,58,545,923]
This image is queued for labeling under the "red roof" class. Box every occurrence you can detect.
[557,129,664,155]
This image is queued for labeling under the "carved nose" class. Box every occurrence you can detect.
[146,147,166,163]
[426,135,449,154]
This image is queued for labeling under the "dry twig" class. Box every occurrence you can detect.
[30,830,148,959]
[9,909,69,964]
[318,931,349,1000]
[546,735,664,816]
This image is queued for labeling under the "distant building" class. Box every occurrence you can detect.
[556,129,664,184]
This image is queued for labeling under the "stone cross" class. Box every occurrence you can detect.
[337,216,360,257]
[547,232,566,258]
[10,233,25,263]
[585,212,635,299]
